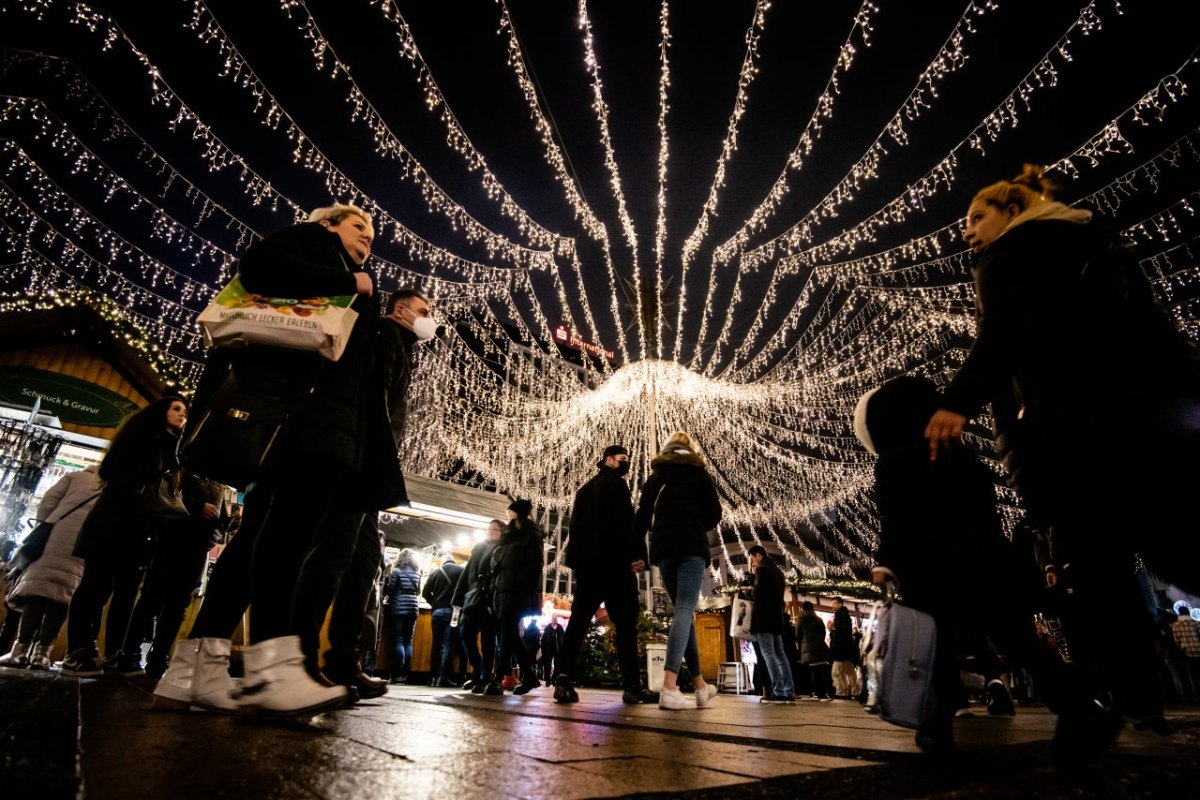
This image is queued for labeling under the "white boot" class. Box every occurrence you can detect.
[152,638,239,713]
[239,635,347,716]
[28,642,52,670]
[0,641,30,669]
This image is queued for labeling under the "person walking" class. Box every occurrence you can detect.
[553,445,656,705]
[540,617,564,684]
[924,165,1200,759]
[829,597,860,699]
[128,468,226,680]
[320,288,435,699]
[796,602,833,701]
[633,432,721,711]
[423,552,465,687]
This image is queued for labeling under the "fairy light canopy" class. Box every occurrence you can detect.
[1,0,1197,580]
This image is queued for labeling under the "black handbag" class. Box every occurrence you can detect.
[142,475,189,519]
[181,367,316,490]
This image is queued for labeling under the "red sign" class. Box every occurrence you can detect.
[553,325,614,360]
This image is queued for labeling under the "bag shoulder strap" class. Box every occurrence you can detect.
[45,491,102,524]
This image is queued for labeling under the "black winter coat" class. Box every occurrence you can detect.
[490,520,544,617]
[451,539,496,615]
[940,216,1200,518]
[829,606,858,664]
[422,562,464,610]
[634,449,721,565]
[749,560,786,636]
[229,222,407,510]
[566,466,646,574]
[797,612,831,665]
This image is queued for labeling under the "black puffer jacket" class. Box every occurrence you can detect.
[634,449,722,565]
[797,611,831,665]
[489,519,544,617]
[566,466,646,574]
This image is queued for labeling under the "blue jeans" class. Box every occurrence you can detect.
[390,613,416,675]
[757,633,794,696]
[657,556,705,676]
[429,607,456,679]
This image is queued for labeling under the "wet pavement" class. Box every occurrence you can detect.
[2,670,1198,799]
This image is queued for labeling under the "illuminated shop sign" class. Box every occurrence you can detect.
[552,324,614,361]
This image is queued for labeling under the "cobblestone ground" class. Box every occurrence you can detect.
[2,670,1197,799]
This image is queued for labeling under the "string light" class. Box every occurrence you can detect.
[1,2,1196,579]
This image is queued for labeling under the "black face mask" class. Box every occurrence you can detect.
[612,460,630,477]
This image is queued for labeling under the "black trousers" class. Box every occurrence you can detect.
[460,609,496,682]
[555,570,641,689]
[323,515,383,674]
[494,607,534,684]
[66,551,146,658]
[188,483,269,639]
[126,520,211,667]
[66,493,157,658]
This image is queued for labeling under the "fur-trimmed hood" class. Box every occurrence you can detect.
[650,447,705,470]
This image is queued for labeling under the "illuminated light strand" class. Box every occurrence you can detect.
[185,1,556,273]
[783,29,1195,281]
[653,0,670,359]
[710,0,879,264]
[578,0,641,363]
[0,133,504,320]
[0,105,237,278]
[737,0,1009,270]
[495,1,613,369]
[0,54,563,356]
[707,1,1093,377]
[674,0,770,361]
[3,253,203,365]
[721,46,1198,382]
[0,149,216,304]
[365,1,574,253]
[43,2,553,285]
[694,0,1002,374]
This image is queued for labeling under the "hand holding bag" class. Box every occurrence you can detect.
[729,593,755,640]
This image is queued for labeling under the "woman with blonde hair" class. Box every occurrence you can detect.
[634,432,721,710]
[925,164,1200,761]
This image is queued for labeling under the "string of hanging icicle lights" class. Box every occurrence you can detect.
[1,0,1198,581]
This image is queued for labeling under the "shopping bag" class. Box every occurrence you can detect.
[197,275,358,361]
[874,599,937,729]
[729,594,755,640]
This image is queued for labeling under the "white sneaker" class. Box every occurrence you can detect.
[695,683,718,708]
[658,687,693,710]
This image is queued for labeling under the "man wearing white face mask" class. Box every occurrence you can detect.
[552,445,658,706]
[316,288,436,697]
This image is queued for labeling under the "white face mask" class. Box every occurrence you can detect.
[411,315,438,341]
